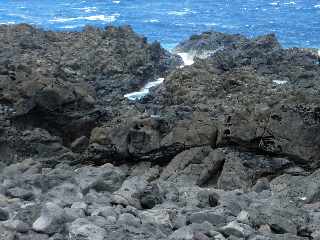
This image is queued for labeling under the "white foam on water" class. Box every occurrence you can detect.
[0,21,16,25]
[73,7,97,13]
[59,25,80,29]
[284,1,296,5]
[273,80,288,84]
[144,19,160,23]
[204,23,218,26]
[177,52,195,66]
[113,1,121,4]
[176,48,224,67]
[168,8,193,16]
[8,13,29,19]
[315,4,320,8]
[124,78,164,101]
[50,14,120,23]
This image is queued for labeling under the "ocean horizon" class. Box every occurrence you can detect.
[0,0,319,49]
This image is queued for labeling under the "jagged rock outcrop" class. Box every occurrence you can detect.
[151,30,320,169]
[0,24,180,165]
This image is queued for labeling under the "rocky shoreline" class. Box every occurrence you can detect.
[0,24,320,240]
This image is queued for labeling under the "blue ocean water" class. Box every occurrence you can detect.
[0,0,319,49]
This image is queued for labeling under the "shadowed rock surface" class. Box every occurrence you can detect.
[0,25,320,240]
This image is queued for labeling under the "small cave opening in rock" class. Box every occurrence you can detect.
[11,106,96,147]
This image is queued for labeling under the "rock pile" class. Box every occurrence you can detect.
[0,24,320,240]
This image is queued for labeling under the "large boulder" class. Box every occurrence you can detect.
[160,147,224,187]
[74,163,127,194]
[217,148,292,191]
[270,169,320,204]
[87,113,218,163]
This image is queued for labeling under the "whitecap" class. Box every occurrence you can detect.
[168,8,193,16]
[0,21,16,25]
[124,78,164,101]
[113,1,121,4]
[314,4,320,8]
[85,15,116,21]
[144,19,160,23]
[50,17,82,23]
[50,14,120,23]
[298,196,307,201]
[270,2,279,6]
[8,13,29,19]
[168,11,188,16]
[204,23,218,26]
[73,7,97,13]
[273,80,288,84]
[176,52,195,66]
[284,1,296,4]
[59,25,80,29]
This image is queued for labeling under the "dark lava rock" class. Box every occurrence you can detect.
[0,24,180,161]
[1,26,320,240]
[153,30,320,170]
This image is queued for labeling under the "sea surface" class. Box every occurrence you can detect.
[0,0,319,49]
